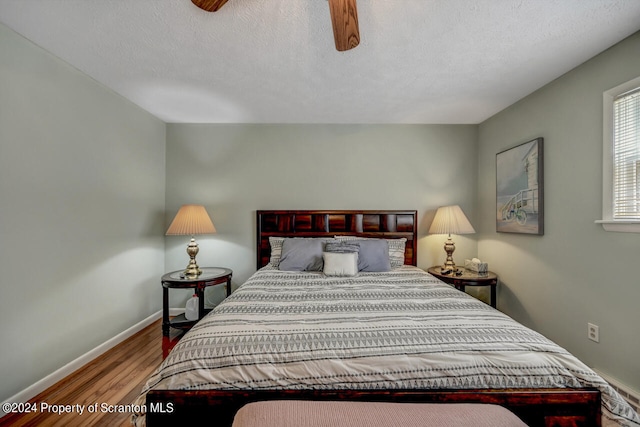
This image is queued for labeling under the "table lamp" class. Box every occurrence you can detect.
[428,205,475,273]
[166,204,216,278]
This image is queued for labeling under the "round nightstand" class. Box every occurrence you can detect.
[427,266,498,308]
[161,267,232,336]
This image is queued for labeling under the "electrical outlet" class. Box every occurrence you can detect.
[588,323,599,343]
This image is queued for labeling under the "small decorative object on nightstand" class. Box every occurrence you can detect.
[162,267,232,336]
[427,266,498,308]
[464,258,488,274]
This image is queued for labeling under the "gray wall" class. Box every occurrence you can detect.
[165,124,479,306]
[0,24,166,402]
[477,31,640,390]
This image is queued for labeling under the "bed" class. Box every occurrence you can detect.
[133,210,640,427]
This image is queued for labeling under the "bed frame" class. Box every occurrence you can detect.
[256,210,419,268]
[146,210,601,427]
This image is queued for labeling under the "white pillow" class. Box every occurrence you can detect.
[322,252,358,277]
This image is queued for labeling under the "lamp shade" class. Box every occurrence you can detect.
[166,205,216,236]
[428,205,475,235]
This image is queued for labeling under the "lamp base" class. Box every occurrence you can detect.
[441,235,457,273]
[183,237,202,278]
[183,263,202,278]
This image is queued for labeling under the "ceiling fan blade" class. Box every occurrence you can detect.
[191,0,229,12]
[328,0,360,51]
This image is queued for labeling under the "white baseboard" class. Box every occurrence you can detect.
[1,310,162,418]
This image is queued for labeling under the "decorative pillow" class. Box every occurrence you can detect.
[335,236,406,268]
[278,238,330,272]
[347,239,391,272]
[322,252,358,277]
[324,242,360,254]
[268,236,285,267]
[387,238,407,268]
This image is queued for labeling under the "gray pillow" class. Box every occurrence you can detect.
[334,236,406,268]
[278,238,329,271]
[349,239,391,272]
[325,242,360,254]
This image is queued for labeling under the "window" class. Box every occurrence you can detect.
[613,87,640,218]
[598,76,640,232]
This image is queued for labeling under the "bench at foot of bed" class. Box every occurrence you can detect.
[231,400,528,427]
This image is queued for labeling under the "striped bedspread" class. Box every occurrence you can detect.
[133,266,639,427]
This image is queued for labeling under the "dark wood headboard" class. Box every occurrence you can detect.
[256,210,418,269]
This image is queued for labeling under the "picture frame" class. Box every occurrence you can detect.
[496,138,544,235]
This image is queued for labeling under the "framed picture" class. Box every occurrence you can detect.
[496,138,544,235]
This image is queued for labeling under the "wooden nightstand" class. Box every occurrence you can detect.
[161,267,232,336]
[427,266,498,308]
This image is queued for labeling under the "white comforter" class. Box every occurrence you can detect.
[133,266,639,427]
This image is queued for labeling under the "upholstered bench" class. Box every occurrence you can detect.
[232,400,528,427]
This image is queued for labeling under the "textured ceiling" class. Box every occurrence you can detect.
[1,0,640,124]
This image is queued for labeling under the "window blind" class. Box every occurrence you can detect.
[613,87,640,219]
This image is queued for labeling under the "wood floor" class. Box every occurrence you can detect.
[0,318,182,427]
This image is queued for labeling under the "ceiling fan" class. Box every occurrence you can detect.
[191,0,360,51]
